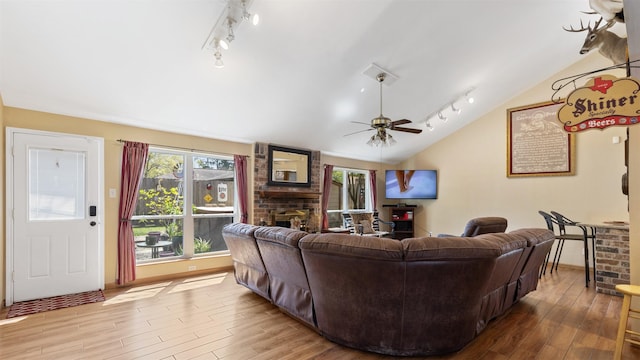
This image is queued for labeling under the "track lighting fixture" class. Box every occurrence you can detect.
[241,0,260,25]
[422,87,476,132]
[201,0,260,69]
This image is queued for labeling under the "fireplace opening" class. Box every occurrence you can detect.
[270,209,309,230]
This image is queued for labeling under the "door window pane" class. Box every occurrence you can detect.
[29,148,85,220]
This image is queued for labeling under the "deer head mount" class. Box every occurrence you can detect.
[564,16,628,65]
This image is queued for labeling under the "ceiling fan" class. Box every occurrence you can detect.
[345,72,422,145]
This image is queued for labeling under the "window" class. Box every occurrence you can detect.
[132,149,235,263]
[327,167,371,228]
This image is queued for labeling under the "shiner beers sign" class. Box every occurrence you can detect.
[557,75,640,132]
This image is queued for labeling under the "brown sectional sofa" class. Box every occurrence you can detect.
[221,223,554,356]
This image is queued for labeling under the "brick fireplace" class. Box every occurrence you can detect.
[253,143,322,232]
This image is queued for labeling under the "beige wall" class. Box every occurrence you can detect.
[397,52,629,268]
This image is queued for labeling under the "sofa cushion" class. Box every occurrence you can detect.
[403,235,503,260]
[299,233,403,260]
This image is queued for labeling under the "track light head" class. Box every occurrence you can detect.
[451,103,461,114]
[217,38,229,50]
[226,18,235,43]
[466,90,475,104]
[214,50,224,68]
[241,0,260,26]
[437,111,448,122]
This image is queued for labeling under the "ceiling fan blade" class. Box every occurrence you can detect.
[391,126,423,134]
[343,128,374,137]
[390,119,411,126]
[350,121,372,126]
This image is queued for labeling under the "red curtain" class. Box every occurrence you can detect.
[117,141,149,285]
[321,164,334,230]
[369,169,377,210]
[234,155,249,223]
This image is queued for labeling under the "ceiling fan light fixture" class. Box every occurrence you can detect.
[367,134,383,147]
[387,133,397,146]
[351,65,422,146]
[366,128,397,147]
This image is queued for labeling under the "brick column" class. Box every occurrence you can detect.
[595,225,630,296]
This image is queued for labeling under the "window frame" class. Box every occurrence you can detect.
[327,167,371,227]
[132,147,236,264]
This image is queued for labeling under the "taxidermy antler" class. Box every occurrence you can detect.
[589,0,624,23]
[564,16,628,65]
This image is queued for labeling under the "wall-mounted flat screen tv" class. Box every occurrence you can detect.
[385,170,437,199]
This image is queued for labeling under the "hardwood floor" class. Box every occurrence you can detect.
[0,266,638,359]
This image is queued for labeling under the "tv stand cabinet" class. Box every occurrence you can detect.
[389,207,415,239]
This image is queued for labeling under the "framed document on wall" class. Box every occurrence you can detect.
[507,100,575,177]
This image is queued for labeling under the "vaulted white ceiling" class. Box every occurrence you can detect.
[0,0,616,163]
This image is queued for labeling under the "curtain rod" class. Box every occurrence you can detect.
[116,139,236,157]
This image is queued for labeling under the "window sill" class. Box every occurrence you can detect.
[136,252,230,267]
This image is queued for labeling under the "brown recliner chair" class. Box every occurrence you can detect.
[221,223,271,301]
[254,226,316,328]
[439,217,508,237]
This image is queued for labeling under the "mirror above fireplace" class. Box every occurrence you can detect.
[267,144,311,187]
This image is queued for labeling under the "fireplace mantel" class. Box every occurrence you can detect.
[258,190,321,200]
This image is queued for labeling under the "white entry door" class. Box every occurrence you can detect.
[7,128,104,304]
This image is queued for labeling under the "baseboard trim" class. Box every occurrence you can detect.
[105,265,234,289]
[542,262,586,272]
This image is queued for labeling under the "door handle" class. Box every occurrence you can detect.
[90,221,97,226]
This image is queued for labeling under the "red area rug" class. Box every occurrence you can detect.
[6,290,105,318]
